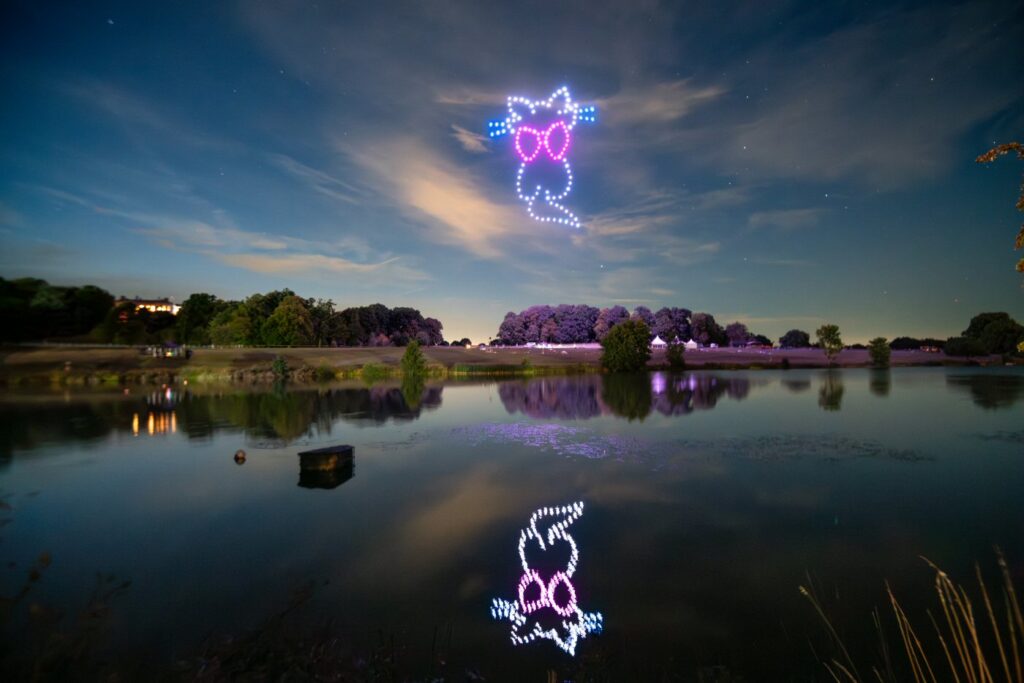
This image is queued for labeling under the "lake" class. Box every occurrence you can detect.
[1,367,1023,679]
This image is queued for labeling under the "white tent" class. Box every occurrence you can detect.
[651,335,667,347]
[684,339,699,350]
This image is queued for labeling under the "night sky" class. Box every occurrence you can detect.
[2,0,1022,343]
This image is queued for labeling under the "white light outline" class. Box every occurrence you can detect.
[487,86,596,229]
[490,501,603,656]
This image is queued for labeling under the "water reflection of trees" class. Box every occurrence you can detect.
[818,371,844,412]
[499,373,755,421]
[869,370,891,397]
[0,384,442,459]
[946,373,1024,409]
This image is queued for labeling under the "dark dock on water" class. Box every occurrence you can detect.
[297,444,354,489]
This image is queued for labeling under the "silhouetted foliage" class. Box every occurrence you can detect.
[0,278,114,342]
[960,312,1024,355]
[868,337,891,368]
[691,312,727,347]
[725,321,750,347]
[975,141,1024,272]
[779,329,811,348]
[944,336,988,357]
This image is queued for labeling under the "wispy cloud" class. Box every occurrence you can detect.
[268,153,364,204]
[450,124,488,154]
[599,80,725,127]
[339,135,536,259]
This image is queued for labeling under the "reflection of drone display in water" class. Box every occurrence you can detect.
[490,501,603,655]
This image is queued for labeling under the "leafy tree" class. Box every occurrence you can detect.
[961,312,1024,354]
[305,298,336,347]
[752,334,773,346]
[815,324,843,363]
[243,289,295,344]
[631,306,655,331]
[975,142,1024,272]
[666,341,686,370]
[779,329,811,348]
[944,336,987,357]
[208,303,250,345]
[594,305,630,341]
[691,312,727,347]
[176,293,223,344]
[652,307,692,343]
[400,340,428,377]
[261,296,313,346]
[600,319,651,372]
[725,321,750,347]
[868,337,891,368]
[456,338,472,347]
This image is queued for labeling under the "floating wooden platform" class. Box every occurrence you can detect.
[297,445,355,490]
[297,444,354,471]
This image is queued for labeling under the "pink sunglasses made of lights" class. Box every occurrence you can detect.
[514,121,572,163]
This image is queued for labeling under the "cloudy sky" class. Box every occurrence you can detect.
[2,0,1022,342]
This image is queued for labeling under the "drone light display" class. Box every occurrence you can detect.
[488,86,597,229]
[490,501,603,656]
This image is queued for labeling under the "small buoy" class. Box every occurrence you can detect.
[234,449,246,465]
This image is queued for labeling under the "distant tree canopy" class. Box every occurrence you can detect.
[0,278,445,347]
[690,312,727,347]
[725,321,750,347]
[889,336,946,350]
[495,304,695,346]
[975,142,1024,273]
[779,329,811,348]
[0,278,115,342]
[208,296,445,347]
[950,312,1024,356]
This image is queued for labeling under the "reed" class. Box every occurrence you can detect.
[801,550,1023,683]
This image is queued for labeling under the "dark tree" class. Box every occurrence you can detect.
[652,307,692,343]
[725,321,750,347]
[691,312,727,347]
[779,329,811,348]
[177,293,224,345]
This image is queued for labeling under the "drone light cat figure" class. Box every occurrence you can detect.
[490,501,603,656]
[487,87,597,229]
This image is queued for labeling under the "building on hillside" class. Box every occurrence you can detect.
[116,297,181,315]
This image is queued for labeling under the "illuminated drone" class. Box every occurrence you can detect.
[490,501,603,656]
[487,86,597,229]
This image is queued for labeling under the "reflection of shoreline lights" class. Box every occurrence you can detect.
[490,501,603,656]
[132,411,176,436]
[488,86,596,229]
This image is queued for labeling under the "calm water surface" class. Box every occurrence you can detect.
[2,367,1023,679]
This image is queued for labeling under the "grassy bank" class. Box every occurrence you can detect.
[0,345,1010,386]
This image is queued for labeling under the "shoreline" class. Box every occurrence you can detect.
[0,345,1014,386]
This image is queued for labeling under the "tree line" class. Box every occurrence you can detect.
[178,291,445,347]
[494,305,772,347]
[0,278,447,347]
